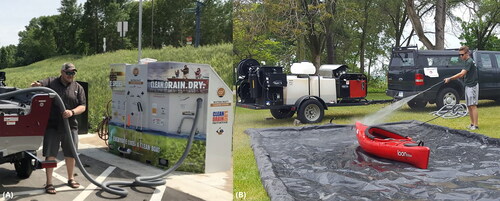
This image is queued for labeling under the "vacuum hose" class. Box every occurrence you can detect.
[0,87,203,197]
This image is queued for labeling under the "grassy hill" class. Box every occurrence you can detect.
[1,43,233,132]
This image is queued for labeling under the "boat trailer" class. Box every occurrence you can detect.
[0,72,57,178]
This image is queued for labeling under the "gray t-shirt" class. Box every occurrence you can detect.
[463,57,478,87]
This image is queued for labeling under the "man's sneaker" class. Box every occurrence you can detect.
[467,125,479,130]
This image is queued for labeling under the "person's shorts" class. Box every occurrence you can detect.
[465,84,479,106]
[43,127,79,157]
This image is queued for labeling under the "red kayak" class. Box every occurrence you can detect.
[355,121,430,169]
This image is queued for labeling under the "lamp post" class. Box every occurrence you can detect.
[194,1,201,47]
[151,0,154,47]
[194,1,204,48]
[138,0,143,63]
[184,1,204,48]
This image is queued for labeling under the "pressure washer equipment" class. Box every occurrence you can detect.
[1,87,202,197]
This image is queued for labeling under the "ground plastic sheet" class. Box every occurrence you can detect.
[246,121,500,201]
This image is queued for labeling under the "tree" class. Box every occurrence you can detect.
[405,0,446,50]
[234,1,274,61]
[16,16,58,65]
[458,0,499,50]
[200,0,233,45]
[380,0,410,48]
[56,0,83,54]
[0,45,18,68]
[262,0,334,70]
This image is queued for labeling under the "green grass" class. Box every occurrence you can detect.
[1,44,233,131]
[233,93,500,200]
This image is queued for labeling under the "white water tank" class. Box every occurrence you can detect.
[310,76,337,104]
[290,62,316,75]
[284,75,308,104]
[284,75,337,105]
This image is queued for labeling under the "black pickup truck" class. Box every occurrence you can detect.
[386,46,500,109]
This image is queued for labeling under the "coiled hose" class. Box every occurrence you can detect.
[430,103,468,119]
[0,87,202,197]
[97,100,112,147]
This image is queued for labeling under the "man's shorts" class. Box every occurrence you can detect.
[43,127,79,158]
[465,84,479,106]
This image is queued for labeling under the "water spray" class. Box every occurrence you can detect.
[361,80,445,125]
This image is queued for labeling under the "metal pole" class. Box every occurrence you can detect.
[122,21,124,48]
[195,1,201,48]
[138,0,143,63]
[151,0,154,47]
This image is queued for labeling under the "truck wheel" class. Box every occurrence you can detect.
[298,99,324,123]
[14,157,34,179]
[270,108,295,119]
[436,88,459,108]
[407,100,427,110]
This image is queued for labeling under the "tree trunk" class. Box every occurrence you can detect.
[359,0,371,74]
[308,34,323,73]
[404,0,434,49]
[314,54,321,74]
[326,32,334,64]
[367,57,372,82]
[434,0,446,50]
[325,0,337,64]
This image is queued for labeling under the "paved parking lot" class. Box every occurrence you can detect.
[0,134,232,201]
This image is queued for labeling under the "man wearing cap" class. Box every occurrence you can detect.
[31,63,86,194]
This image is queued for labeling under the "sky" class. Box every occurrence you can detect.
[0,0,86,46]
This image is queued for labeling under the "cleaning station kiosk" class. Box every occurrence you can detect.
[108,61,233,173]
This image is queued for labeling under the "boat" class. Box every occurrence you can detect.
[355,121,430,169]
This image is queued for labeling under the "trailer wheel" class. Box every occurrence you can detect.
[14,157,34,179]
[407,100,427,110]
[270,108,295,119]
[436,87,459,108]
[298,99,324,123]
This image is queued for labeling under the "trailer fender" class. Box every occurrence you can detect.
[295,96,328,111]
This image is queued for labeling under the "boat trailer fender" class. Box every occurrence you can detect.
[294,95,328,111]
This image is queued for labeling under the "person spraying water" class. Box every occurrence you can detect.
[444,46,479,130]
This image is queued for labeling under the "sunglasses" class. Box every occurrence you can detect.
[459,54,465,57]
[65,71,76,76]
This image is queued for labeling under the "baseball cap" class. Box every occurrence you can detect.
[62,63,77,72]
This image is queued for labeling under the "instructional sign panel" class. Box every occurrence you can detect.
[147,63,209,93]
[108,61,233,173]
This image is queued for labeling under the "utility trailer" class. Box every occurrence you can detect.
[0,72,57,178]
[236,59,392,123]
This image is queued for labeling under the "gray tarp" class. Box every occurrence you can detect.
[246,121,500,201]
